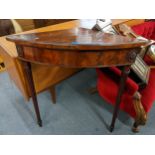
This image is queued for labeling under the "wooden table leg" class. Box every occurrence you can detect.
[109,66,130,132]
[49,86,56,104]
[22,61,42,127]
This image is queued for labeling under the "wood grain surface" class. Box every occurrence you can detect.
[0,19,145,100]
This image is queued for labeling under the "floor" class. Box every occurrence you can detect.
[0,69,155,135]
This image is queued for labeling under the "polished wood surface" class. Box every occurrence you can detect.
[7,28,147,68]
[33,19,74,28]
[0,19,145,101]
[7,28,146,50]
[20,46,137,68]
[0,19,143,70]
[0,19,145,57]
[6,20,148,130]
[15,19,74,31]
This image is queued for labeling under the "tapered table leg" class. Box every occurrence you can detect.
[22,61,42,127]
[109,66,130,132]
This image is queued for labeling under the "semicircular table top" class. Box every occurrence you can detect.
[6,28,148,51]
[4,21,149,131]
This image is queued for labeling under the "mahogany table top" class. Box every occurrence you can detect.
[6,27,147,51]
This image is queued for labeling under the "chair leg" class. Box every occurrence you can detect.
[49,86,56,104]
[132,91,147,132]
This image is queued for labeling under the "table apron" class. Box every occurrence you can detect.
[17,46,139,68]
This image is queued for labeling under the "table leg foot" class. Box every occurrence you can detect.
[38,119,43,127]
[109,125,114,132]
